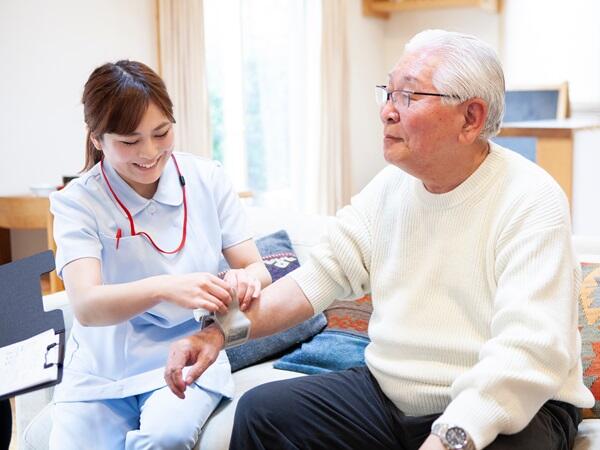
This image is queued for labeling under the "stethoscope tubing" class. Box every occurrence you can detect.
[100,153,187,254]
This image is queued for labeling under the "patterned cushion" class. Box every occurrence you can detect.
[580,262,600,418]
[273,295,372,374]
[221,230,326,372]
[219,229,300,281]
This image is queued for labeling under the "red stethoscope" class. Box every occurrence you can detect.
[100,153,187,254]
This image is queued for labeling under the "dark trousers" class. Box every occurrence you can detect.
[230,366,581,450]
[0,399,11,450]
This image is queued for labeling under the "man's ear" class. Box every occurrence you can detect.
[90,134,102,151]
[458,98,487,144]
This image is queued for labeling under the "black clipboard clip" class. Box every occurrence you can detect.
[44,342,58,369]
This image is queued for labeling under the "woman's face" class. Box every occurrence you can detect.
[93,102,175,198]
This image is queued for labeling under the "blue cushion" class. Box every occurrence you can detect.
[273,330,369,374]
[222,230,326,372]
[227,314,327,372]
[274,295,373,374]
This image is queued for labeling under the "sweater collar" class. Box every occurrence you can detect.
[412,142,503,209]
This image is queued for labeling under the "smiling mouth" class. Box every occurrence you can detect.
[134,154,162,169]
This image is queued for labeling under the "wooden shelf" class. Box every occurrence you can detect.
[40,273,51,295]
[0,195,64,293]
[362,0,499,18]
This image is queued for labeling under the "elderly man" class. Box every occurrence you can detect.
[165,30,593,450]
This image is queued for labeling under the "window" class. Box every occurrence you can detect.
[204,0,321,210]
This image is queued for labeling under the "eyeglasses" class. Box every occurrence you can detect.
[375,85,460,109]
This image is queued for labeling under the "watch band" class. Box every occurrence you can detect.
[431,423,475,450]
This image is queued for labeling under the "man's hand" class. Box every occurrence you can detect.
[419,434,446,450]
[164,325,225,398]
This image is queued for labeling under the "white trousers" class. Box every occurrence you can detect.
[49,384,221,450]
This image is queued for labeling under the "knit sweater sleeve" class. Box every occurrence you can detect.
[289,168,391,313]
[435,182,579,449]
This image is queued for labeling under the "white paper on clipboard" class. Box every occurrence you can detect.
[0,328,60,398]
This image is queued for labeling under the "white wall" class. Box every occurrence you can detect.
[383,7,500,72]
[0,0,157,259]
[0,0,158,197]
[502,0,600,111]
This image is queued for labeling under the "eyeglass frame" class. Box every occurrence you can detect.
[375,85,461,109]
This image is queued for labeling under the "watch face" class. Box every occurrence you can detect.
[446,427,468,448]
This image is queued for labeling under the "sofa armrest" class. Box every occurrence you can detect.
[573,235,600,263]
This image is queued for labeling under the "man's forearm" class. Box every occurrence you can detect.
[243,261,272,289]
[244,275,315,339]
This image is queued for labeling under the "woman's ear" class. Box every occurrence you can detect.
[458,98,487,144]
[90,134,102,151]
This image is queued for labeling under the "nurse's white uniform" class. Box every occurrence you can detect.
[48,153,246,449]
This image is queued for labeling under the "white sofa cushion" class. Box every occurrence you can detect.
[198,361,305,449]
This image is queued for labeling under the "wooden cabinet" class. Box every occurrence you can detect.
[0,196,63,294]
[362,0,499,18]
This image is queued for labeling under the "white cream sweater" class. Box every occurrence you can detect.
[290,143,594,449]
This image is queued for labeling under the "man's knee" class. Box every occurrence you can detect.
[236,383,279,424]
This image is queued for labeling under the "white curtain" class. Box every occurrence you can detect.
[157,0,211,157]
[318,0,351,215]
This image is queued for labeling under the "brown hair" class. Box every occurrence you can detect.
[81,60,175,172]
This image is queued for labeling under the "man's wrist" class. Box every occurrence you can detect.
[431,423,475,450]
[203,322,226,349]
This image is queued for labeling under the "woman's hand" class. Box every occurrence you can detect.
[223,268,262,311]
[162,273,233,313]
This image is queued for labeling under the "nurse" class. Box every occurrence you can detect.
[48,60,271,450]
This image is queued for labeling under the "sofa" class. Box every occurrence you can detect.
[15,207,600,449]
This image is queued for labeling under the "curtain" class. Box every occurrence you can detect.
[318,0,351,215]
[157,0,211,157]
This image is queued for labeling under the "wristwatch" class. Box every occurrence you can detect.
[431,423,475,450]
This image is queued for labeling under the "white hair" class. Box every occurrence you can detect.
[404,29,505,139]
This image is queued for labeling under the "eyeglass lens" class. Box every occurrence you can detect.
[375,87,409,108]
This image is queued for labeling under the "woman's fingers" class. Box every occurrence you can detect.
[196,292,228,314]
[204,274,232,305]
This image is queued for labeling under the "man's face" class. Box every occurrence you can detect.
[380,50,465,179]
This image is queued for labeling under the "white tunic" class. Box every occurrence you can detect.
[50,152,247,402]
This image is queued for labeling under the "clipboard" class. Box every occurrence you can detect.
[0,250,65,400]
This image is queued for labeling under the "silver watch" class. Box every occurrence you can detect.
[431,423,475,450]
